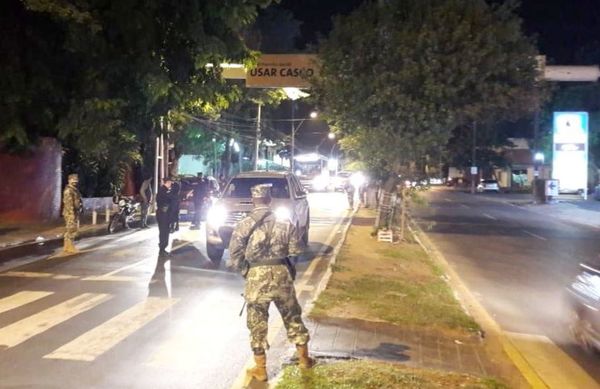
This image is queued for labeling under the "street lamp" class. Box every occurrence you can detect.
[291,110,318,172]
[212,138,217,176]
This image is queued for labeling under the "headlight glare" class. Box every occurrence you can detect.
[207,205,227,228]
[275,206,292,222]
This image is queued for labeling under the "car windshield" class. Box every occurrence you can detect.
[223,177,290,199]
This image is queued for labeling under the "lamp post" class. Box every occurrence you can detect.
[291,110,318,172]
[212,138,217,176]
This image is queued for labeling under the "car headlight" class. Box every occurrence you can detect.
[207,205,227,228]
[275,206,292,222]
[118,199,126,207]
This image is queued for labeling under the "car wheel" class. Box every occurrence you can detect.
[571,310,596,354]
[302,214,310,246]
[108,214,121,234]
[206,243,224,265]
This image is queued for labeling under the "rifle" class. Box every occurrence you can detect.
[239,293,246,316]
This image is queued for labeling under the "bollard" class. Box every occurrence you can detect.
[92,210,97,225]
[105,205,111,222]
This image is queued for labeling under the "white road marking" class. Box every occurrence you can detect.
[45,297,177,361]
[0,293,111,348]
[522,230,547,241]
[482,213,497,220]
[460,204,470,209]
[0,291,54,315]
[146,292,235,369]
[82,258,148,281]
[444,198,452,202]
[0,271,54,279]
[506,331,598,389]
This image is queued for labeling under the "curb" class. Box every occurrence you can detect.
[0,216,158,264]
[408,219,548,389]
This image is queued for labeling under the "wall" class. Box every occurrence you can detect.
[0,137,62,222]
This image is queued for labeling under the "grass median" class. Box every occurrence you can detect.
[310,208,479,336]
[275,361,506,389]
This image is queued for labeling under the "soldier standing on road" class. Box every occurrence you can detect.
[156,177,173,256]
[227,184,314,382]
[62,174,82,254]
[139,176,153,228]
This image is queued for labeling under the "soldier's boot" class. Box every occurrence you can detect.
[296,344,315,369]
[65,238,79,254]
[247,353,268,382]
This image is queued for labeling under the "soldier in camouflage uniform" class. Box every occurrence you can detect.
[227,184,314,382]
[62,174,82,254]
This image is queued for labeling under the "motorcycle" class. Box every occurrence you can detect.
[108,196,140,233]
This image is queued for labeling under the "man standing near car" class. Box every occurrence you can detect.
[156,177,173,256]
[191,172,208,230]
[227,184,313,382]
[62,173,82,254]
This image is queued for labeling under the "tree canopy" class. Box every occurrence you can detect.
[315,0,544,178]
[1,0,272,192]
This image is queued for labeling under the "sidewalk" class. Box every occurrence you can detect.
[0,214,156,260]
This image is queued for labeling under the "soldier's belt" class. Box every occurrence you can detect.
[248,258,287,268]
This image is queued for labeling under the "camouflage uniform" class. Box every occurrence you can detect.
[227,185,309,353]
[62,174,82,240]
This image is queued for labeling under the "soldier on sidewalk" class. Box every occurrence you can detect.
[62,173,82,254]
[227,184,314,382]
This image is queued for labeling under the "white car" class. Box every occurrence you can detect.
[477,179,500,193]
[205,171,310,264]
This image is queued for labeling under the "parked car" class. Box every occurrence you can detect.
[477,179,500,193]
[567,263,600,353]
[205,171,310,264]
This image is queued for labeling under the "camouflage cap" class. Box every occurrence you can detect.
[68,174,79,182]
[251,184,272,199]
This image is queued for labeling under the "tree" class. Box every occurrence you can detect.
[1,0,273,193]
[315,0,543,180]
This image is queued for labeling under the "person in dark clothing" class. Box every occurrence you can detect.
[191,172,208,230]
[156,177,173,256]
[169,179,181,233]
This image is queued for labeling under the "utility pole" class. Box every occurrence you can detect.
[254,103,262,170]
[470,121,477,194]
[291,100,295,173]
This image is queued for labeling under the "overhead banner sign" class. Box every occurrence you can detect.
[246,54,319,88]
[552,112,588,194]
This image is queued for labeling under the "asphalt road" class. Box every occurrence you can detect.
[0,192,351,389]
[412,187,600,387]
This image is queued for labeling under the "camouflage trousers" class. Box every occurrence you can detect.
[64,216,79,240]
[245,265,309,352]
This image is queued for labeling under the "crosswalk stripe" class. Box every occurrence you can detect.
[0,291,54,315]
[0,293,111,348]
[44,297,177,361]
[0,271,54,278]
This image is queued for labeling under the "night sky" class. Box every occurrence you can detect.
[275,0,600,146]
[280,0,600,64]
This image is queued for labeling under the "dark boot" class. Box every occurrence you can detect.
[296,344,314,369]
[247,353,267,382]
